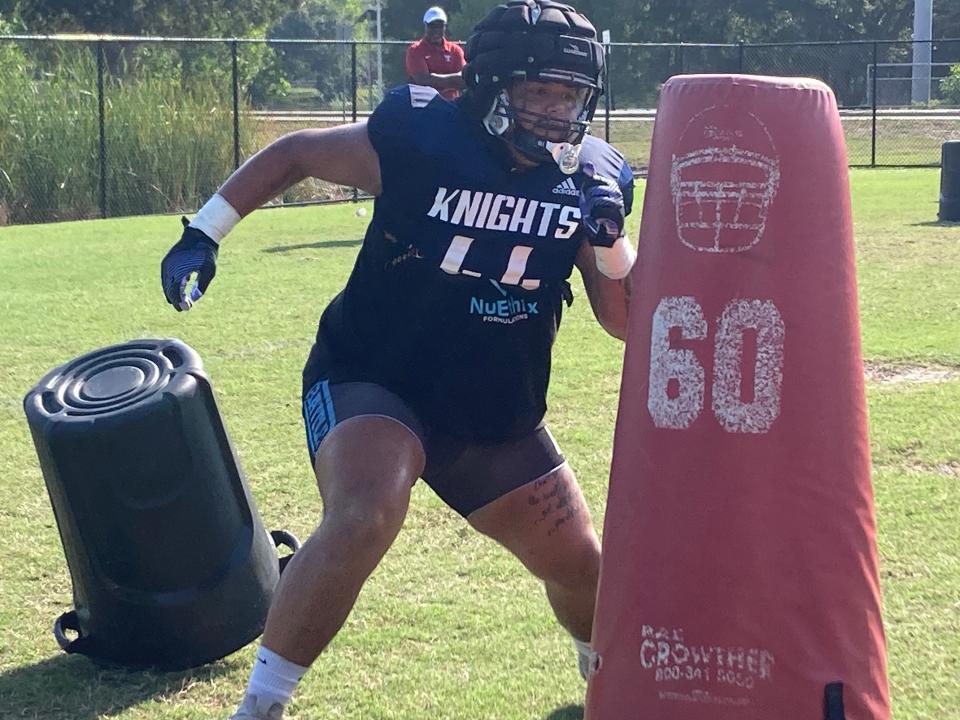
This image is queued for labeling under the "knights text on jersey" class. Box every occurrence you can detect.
[314,84,634,442]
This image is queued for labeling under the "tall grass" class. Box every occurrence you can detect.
[0,44,253,225]
[0,44,99,223]
[104,70,242,217]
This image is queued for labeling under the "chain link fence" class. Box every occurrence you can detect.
[1,35,958,226]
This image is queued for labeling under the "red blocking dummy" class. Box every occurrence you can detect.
[586,75,890,719]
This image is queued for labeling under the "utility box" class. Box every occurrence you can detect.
[24,338,298,669]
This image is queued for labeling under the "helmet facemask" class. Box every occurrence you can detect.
[482,73,599,169]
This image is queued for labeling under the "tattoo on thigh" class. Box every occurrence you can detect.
[528,475,582,536]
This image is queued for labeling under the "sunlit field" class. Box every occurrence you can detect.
[0,169,957,719]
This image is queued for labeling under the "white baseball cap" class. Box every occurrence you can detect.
[423,6,448,24]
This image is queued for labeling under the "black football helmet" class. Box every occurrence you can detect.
[461,0,605,168]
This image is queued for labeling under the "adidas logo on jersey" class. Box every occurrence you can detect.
[552,178,579,196]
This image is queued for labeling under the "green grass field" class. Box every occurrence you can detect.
[0,169,958,719]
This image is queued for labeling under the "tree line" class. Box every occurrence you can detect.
[2,0,958,44]
[1,1,958,109]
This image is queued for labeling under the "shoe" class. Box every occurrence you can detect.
[228,693,285,720]
[572,636,593,680]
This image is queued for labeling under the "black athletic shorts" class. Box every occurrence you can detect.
[301,378,565,517]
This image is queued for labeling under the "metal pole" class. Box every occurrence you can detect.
[96,41,107,219]
[232,40,240,170]
[911,0,933,104]
[352,42,358,202]
[351,42,357,123]
[376,0,383,101]
[602,31,611,143]
[872,41,878,167]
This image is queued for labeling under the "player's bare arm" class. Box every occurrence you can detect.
[160,122,382,311]
[219,123,382,216]
[409,71,467,92]
[575,240,631,341]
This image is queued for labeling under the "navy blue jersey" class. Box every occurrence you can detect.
[312,84,634,442]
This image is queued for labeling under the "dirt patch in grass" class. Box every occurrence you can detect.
[907,461,960,478]
[934,462,960,477]
[864,361,960,385]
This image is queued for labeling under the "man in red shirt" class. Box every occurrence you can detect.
[405,6,466,100]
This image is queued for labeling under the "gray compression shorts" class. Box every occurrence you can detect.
[301,379,565,517]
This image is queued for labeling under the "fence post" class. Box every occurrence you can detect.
[604,44,611,143]
[351,42,358,202]
[738,41,745,73]
[232,40,240,170]
[871,41,878,168]
[351,42,358,123]
[96,41,107,220]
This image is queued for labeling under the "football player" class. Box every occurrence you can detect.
[161,1,635,717]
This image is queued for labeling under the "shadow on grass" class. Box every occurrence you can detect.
[544,704,584,720]
[911,220,960,227]
[264,239,362,253]
[0,653,236,719]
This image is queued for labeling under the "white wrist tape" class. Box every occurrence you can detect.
[594,235,637,280]
[189,193,241,244]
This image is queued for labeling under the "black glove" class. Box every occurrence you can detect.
[579,162,626,248]
[160,217,219,312]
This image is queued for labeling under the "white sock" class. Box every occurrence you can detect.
[245,646,309,708]
[573,637,592,658]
